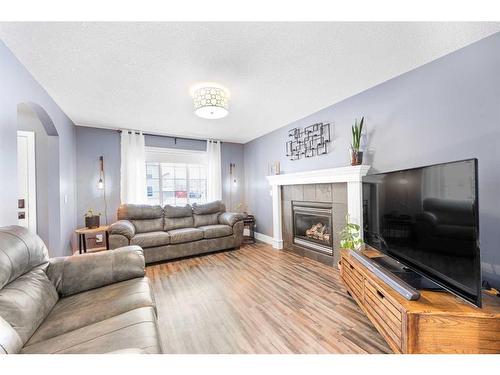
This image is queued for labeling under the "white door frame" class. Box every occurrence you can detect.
[17,130,37,233]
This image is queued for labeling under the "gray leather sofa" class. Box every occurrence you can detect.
[0,226,162,354]
[109,200,244,264]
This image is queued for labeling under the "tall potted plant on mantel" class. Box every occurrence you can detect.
[350,117,364,166]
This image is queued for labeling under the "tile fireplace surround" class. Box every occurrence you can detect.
[266,165,371,263]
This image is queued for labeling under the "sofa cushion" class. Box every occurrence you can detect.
[117,204,164,234]
[168,228,203,244]
[21,307,161,354]
[193,213,220,228]
[117,204,163,220]
[26,277,155,346]
[164,204,192,218]
[131,231,170,248]
[198,224,233,239]
[0,266,58,345]
[164,216,194,231]
[192,200,225,215]
[131,219,164,234]
[164,204,194,231]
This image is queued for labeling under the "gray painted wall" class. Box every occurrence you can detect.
[76,126,245,225]
[243,32,500,288]
[0,39,76,257]
[221,142,245,212]
[76,126,121,227]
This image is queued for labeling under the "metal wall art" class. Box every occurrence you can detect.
[285,122,331,160]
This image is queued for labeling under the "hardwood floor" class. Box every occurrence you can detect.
[146,242,391,354]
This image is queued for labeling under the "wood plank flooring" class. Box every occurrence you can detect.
[146,242,391,354]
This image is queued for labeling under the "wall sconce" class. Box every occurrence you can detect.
[98,156,105,190]
[229,163,237,211]
[97,156,108,225]
[230,163,237,187]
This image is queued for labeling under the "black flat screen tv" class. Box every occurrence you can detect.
[362,159,481,307]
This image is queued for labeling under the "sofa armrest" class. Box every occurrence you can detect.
[219,212,245,226]
[109,220,136,239]
[0,315,23,354]
[109,234,130,249]
[47,246,145,297]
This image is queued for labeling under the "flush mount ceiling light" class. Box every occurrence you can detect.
[190,83,229,119]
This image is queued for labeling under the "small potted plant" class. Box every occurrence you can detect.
[338,215,364,270]
[235,202,248,216]
[350,117,364,165]
[84,208,101,229]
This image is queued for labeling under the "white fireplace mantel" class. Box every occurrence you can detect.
[266,165,371,249]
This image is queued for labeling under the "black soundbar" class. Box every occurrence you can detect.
[349,249,421,301]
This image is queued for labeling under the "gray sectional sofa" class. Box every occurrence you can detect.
[0,226,162,354]
[109,200,245,264]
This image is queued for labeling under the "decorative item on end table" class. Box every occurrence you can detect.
[235,202,248,214]
[350,117,364,166]
[84,208,101,228]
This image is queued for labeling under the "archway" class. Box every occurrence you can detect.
[17,102,60,252]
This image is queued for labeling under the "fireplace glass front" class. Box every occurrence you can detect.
[292,201,333,255]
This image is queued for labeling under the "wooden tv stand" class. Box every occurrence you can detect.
[340,246,500,353]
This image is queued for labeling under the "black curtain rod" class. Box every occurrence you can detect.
[117,129,217,143]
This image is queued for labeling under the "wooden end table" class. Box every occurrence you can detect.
[75,225,110,254]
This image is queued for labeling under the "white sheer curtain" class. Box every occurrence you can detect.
[206,139,222,202]
[120,131,147,204]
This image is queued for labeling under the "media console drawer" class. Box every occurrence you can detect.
[364,280,403,351]
[340,247,500,354]
[341,255,403,352]
[341,257,364,301]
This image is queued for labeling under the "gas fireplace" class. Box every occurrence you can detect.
[292,201,333,255]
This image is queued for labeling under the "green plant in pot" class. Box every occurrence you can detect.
[350,117,364,165]
[84,208,101,229]
[339,215,364,252]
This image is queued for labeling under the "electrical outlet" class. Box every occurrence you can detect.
[96,234,103,243]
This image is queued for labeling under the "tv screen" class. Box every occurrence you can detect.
[362,159,481,307]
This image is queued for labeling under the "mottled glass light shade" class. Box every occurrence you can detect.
[192,86,229,119]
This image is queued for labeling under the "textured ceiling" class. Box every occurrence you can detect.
[1,22,499,143]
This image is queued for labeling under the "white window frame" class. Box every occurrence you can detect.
[145,147,208,206]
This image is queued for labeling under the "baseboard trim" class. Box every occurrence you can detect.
[254,232,274,246]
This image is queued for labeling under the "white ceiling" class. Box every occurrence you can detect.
[1,22,499,143]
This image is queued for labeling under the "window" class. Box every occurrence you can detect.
[145,147,208,206]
